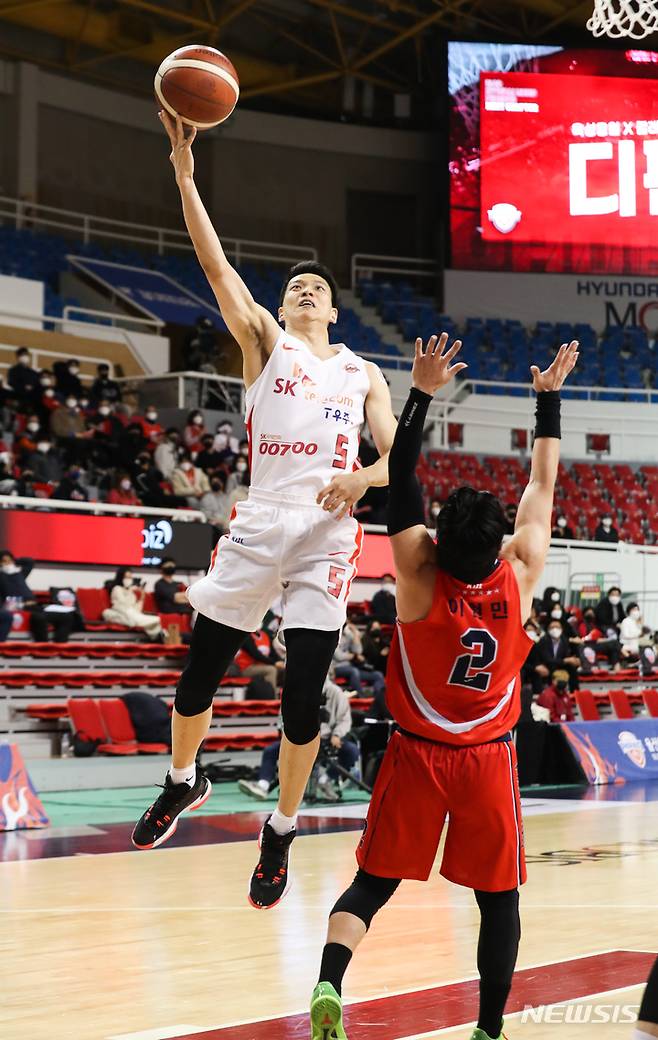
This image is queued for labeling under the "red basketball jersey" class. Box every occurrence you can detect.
[235,629,271,671]
[386,559,532,746]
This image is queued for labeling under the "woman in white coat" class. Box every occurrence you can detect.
[103,568,163,641]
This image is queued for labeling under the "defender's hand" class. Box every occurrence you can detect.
[159,110,196,183]
[531,340,579,392]
[317,470,368,520]
[412,334,467,396]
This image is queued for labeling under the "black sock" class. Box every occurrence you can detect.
[318,943,353,995]
[475,888,520,1038]
[477,982,507,1037]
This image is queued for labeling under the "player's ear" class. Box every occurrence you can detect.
[329,307,338,325]
[277,309,285,324]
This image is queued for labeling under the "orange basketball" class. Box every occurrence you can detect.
[154,45,239,130]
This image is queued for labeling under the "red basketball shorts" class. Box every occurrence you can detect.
[356,729,526,892]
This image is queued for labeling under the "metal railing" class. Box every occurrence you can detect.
[0,195,317,264]
[351,252,437,290]
[62,304,164,334]
[0,494,205,522]
[115,370,245,413]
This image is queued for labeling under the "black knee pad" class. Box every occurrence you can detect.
[280,628,339,745]
[174,615,246,718]
[331,869,400,929]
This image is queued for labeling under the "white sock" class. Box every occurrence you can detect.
[257,779,269,792]
[169,763,196,787]
[270,807,297,835]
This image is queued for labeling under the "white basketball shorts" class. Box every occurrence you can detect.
[187,488,364,633]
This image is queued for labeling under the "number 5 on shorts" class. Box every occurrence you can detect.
[327,565,347,599]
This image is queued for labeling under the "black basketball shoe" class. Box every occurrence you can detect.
[248,819,295,909]
[131,773,211,850]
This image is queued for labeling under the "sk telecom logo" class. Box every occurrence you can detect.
[293,362,316,387]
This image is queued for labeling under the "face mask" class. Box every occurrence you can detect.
[551,591,560,602]
[383,581,395,592]
[192,417,203,426]
[602,518,612,528]
[44,388,55,398]
[1,563,18,573]
[551,608,562,619]
[163,567,176,576]
[27,423,39,433]
[120,479,131,490]
[630,608,641,619]
[182,461,193,471]
[525,629,540,642]
[585,615,595,624]
[69,366,79,375]
[98,406,110,416]
[146,412,157,422]
[609,595,621,605]
[555,681,568,692]
[18,356,29,366]
[219,425,231,435]
[557,517,567,528]
[37,442,50,453]
[211,482,223,492]
[69,470,81,481]
[236,462,247,473]
[549,627,562,639]
[430,505,441,517]
[202,442,213,451]
[66,399,77,410]
[122,577,133,588]
[40,378,51,387]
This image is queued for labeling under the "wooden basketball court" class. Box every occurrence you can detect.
[1,784,656,1040]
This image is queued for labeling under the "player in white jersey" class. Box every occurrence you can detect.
[132,113,397,909]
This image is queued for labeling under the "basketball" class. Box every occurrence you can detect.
[154,45,239,130]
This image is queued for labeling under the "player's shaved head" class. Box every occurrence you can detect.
[436,486,506,583]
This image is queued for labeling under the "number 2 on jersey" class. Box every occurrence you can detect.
[332,434,349,470]
[448,628,498,692]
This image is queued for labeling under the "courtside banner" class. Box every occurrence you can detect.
[560,719,658,784]
[67,256,223,327]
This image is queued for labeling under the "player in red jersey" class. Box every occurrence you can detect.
[309,333,579,1040]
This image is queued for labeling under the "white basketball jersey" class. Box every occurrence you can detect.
[244,329,371,500]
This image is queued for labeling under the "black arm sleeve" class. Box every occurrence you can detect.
[386,387,432,537]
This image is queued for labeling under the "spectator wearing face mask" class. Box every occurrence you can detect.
[362,618,391,675]
[333,621,386,704]
[0,551,74,642]
[154,427,182,480]
[195,434,225,475]
[504,503,517,535]
[227,465,250,511]
[225,455,249,494]
[199,474,230,528]
[522,620,544,694]
[107,472,141,507]
[27,438,63,484]
[154,560,191,615]
[50,395,85,442]
[171,454,210,507]
[183,410,206,454]
[35,370,58,423]
[534,619,580,692]
[595,587,626,635]
[429,499,442,527]
[54,467,88,502]
[619,603,656,675]
[54,359,83,399]
[91,363,122,404]
[552,514,575,539]
[103,568,162,641]
[540,586,563,621]
[8,348,40,405]
[595,514,620,543]
[15,415,44,461]
[213,420,240,457]
[117,423,148,471]
[537,669,575,723]
[370,573,397,625]
[578,606,621,674]
[138,406,164,449]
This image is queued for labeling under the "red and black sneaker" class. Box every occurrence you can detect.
[131,773,211,850]
[248,820,295,909]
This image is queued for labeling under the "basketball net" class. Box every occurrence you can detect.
[587,0,658,39]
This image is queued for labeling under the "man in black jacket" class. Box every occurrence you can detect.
[8,349,40,405]
[534,618,581,692]
[370,574,396,624]
[594,586,626,635]
[0,553,75,641]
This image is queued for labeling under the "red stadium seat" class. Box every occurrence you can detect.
[66,697,134,755]
[609,689,634,720]
[575,689,600,721]
[98,698,168,753]
[642,689,658,718]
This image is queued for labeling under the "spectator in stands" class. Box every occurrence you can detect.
[195,433,226,475]
[54,359,83,400]
[362,618,391,675]
[0,552,74,641]
[154,559,191,616]
[537,669,575,723]
[184,315,217,369]
[78,392,92,417]
[171,454,210,507]
[87,401,123,469]
[15,415,44,461]
[595,586,626,635]
[183,410,206,454]
[227,467,250,511]
[8,348,40,405]
[370,574,397,625]
[578,606,621,674]
[107,471,141,507]
[595,513,620,543]
[54,466,88,502]
[429,499,442,526]
[199,474,230,529]
[138,406,164,450]
[239,676,358,802]
[50,396,86,455]
[225,454,249,494]
[521,620,544,694]
[133,452,184,509]
[103,567,163,641]
[534,618,580,692]
[333,620,386,702]
[15,467,36,498]
[0,457,16,495]
[91,363,122,404]
[504,503,517,535]
[552,513,575,539]
[213,419,239,457]
[154,427,182,480]
[235,627,283,697]
[620,602,656,675]
[117,422,148,470]
[27,437,63,485]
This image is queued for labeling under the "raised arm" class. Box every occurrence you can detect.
[503,341,579,615]
[161,112,280,380]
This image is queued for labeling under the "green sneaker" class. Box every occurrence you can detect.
[469,1022,506,1040]
[310,981,348,1040]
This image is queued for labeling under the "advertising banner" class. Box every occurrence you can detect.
[0,744,49,831]
[560,718,658,784]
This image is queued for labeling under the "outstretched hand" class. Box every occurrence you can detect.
[159,110,196,182]
[531,340,579,392]
[411,333,467,397]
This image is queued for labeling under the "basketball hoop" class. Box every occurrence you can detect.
[587,0,658,39]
